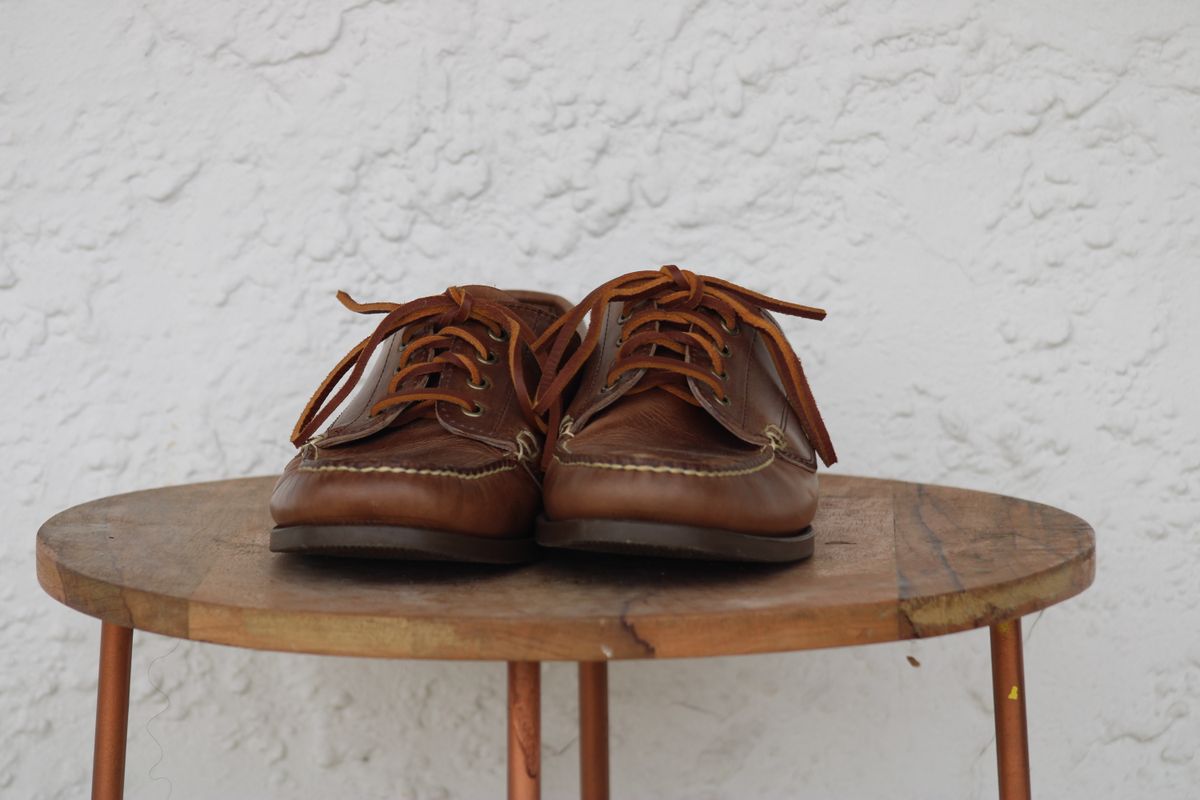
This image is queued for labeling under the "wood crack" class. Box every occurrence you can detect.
[619,595,657,656]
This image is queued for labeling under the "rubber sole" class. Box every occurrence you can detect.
[270,524,537,564]
[535,516,815,563]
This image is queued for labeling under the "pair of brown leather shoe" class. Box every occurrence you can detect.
[269,266,836,563]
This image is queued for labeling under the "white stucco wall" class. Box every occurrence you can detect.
[4,1,1199,797]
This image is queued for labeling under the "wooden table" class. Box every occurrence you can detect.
[36,474,1094,800]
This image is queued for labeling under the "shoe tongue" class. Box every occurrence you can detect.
[455,285,561,330]
[456,285,519,303]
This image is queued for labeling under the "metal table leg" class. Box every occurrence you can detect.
[990,619,1031,800]
[508,661,541,800]
[92,623,133,800]
[578,662,609,800]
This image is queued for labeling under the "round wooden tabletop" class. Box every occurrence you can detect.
[36,475,1094,661]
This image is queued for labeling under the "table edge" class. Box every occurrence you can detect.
[37,533,1095,661]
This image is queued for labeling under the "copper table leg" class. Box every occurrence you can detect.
[92,622,133,800]
[990,619,1031,800]
[508,661,541,800]
[578,662,609,800]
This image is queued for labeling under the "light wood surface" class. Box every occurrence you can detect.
[36,475,1094,661]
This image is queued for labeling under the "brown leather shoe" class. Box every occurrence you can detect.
[531,266,836,562]
[270,285,572,563]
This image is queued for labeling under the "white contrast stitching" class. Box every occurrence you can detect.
[299,463,515,479]
[557,415,577,453]
[763,424,786,450]
[515,429,540,462]
[554,448,774,478]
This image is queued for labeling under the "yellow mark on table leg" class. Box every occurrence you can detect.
[1008,685,1020,701]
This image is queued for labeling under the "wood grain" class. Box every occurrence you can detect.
[35,475,1095,661]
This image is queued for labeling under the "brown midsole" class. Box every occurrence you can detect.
[535,516,815,563]
[270,524,536,564]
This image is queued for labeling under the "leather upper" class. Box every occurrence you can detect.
[270,287,572,539]
[537,266,834,536]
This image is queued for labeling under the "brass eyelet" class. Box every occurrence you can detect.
[718,395,732,406]
[599,381,615,394]
[463,402,486,417]
[712,369,729,380]
[720,345,733,358]
[488,328,509,342]
[476,350,497,364]
[467,376,490,391]
[617,310,633,324]
[721,319,740,335]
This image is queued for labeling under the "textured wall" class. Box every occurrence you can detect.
[4,0,1200,797]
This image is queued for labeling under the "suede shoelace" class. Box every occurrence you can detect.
[291,288,546,448]
[532,265,837,469]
